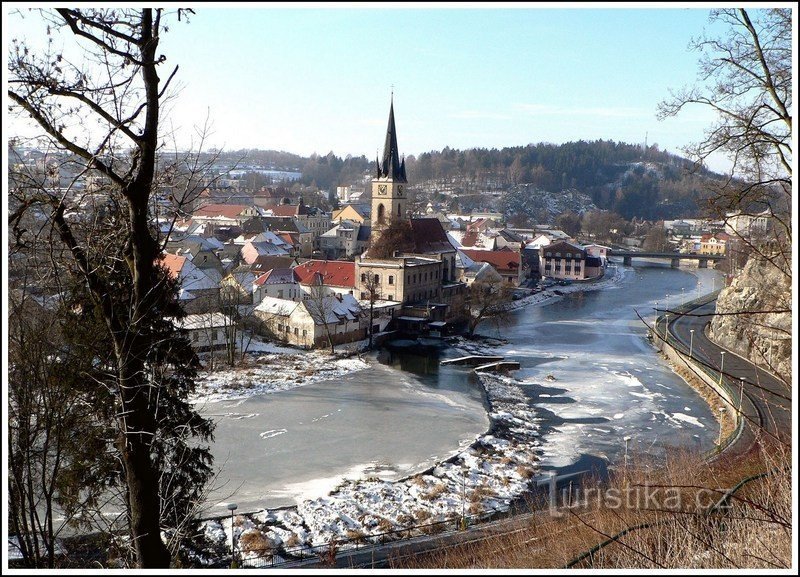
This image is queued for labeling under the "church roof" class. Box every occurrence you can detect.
[376,99,407,182]
[409,218,456,254]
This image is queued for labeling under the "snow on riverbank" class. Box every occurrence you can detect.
[190,339,370,404]
[194,368,542,565]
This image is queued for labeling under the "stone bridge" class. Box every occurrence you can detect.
[607,250,726,268]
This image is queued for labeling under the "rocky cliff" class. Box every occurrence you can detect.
[708,254,792,383]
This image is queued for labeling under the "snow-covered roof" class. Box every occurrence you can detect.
[173,312,234,330]
[255,296,299,317]
[302,294,361,324]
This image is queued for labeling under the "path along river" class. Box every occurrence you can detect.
[202,263,723,515]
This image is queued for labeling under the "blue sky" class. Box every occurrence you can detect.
[5,4,788,173]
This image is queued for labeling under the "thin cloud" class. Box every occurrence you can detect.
[514,103,650,119]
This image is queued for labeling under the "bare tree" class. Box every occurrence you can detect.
[8,9,214,567]
[304,276,338,354]
[362,272,382,349]
[658,8,791,279]
[465,275,513,337]
[657,8,792,384]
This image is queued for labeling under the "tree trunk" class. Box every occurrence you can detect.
[116,341,171,568]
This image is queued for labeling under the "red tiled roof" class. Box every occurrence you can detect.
[293,260,356,288]
[159,253,186,279]
[461,230,479,247]
[279,232,297,245]
[193,203,251,219]
[460,249,520,273]
[269,204,301,217]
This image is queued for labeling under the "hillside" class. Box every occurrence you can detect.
[212,140,725,222]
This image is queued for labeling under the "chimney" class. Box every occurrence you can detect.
[335,293,343,302]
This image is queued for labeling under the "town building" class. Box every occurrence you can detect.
[253,293,364,349]
[460,248,524,286]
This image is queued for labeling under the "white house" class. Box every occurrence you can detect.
[173,312,235,351]
[254,293,365,349]
[253,268,302,304]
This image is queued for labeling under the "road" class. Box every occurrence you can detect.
[666,298,792,458]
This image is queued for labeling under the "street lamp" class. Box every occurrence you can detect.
[654,301,659,335]
[666,293,670,312]
[738,378,745,415]
[227,503,238,562]
[718,351,726,386]
[461,468,467,530]
[664,313,670,342]
[623,436,631,471]
[689,329,695,358]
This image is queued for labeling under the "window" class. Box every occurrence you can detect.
[555,252,561,257]
[388,275,394,285]
[361,273,366,282]
[277,289,283,299]
[388,294,393,300]
[565,253,571,259]
[294,328,299,336]
[286,325,290,333]
[374,274,380,284]
[302,329,307,337]
[277,324,283,331]
[361,292,366,299]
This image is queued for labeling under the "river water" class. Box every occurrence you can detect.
[202,263,722,514]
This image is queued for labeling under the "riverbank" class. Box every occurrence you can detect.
[190,339,370,404]
[191,363,544,566]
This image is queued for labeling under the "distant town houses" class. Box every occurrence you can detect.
[318,220,370,260]
[699,233,730,256]
[724,209,772,239]
[331,203,370,225]
[129,100,647,353]
[540,240,604,282]
[160,253,221,314]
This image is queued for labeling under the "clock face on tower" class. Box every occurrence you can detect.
[378,185,387,195]
[397,185,404,196]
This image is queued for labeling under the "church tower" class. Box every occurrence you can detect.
[371,97,408,233]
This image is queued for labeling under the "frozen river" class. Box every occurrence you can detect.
[202,263,723,515]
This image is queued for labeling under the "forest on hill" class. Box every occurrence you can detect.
[216,139,726,221]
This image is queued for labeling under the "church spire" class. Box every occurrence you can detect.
[378,97,407,182]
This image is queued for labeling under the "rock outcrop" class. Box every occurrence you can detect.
[708,253,792,383]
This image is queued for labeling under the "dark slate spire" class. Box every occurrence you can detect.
[378,99,407,182]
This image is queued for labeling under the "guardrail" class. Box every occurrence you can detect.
[653,290,744,457]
